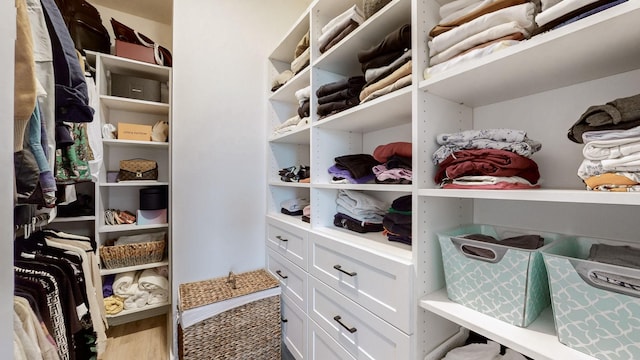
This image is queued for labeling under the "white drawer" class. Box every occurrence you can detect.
[267,218,308,270]
[309,232,412,333]
[282,293,307,360]
[308,277,411,360]
[309,320,356,360]
[267,248,307,311]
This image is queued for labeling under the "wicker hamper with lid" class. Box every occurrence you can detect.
[178,269,282,360]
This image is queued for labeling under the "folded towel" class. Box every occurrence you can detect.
[113,271,137,298]
[138,268,169,291]
[147,289,169,305]
[104,295,124,315]
[123,284,150,310]
[102,274,115,297]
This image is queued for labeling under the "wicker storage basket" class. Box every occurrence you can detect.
[178,269,281,360]
[99,240,165,269]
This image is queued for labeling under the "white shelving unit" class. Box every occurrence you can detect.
[89,51,172,326]
[269,0,640,359]
[267,1,414,359]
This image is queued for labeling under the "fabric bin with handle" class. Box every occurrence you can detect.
[437,224,565,327]
[178,269,282,360]
[542,237,640,359]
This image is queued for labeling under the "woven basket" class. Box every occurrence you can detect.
[99,240,165,269]
[178,269,281,360]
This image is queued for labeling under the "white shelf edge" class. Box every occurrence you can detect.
[100,181,169,187]
[313,226,412,263]
[420,289,597,360]
[105,302,170,319]
[417,188,640,205]
[100,260,170,275]
[100,95,170,114]
[268,181,311,188]
[99,223,169,233]
[268,124,311,144]
[51,215,96,223]
[266,213,311,231]
[102,139,169,148]
[313,183,413,192]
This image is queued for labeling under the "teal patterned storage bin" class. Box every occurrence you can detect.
[542,237,640,360]
[437,224,562,327]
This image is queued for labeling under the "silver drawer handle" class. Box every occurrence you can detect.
[276,235,288,242]
[275,270,288,279]
[333,315,357,333]
[333,264,357,277]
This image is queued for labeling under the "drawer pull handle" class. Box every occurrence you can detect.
[333,264,357,277]
[275,270,288,279]
[281,317,288,323]
[276,235,288,242]
[333,315,357,333]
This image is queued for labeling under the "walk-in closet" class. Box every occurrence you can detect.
[7,0,640,359]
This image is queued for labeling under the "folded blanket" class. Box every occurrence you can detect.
[123,284,150,310]
[318,5,364,51]
[104,295,124,315]
[360,61,413,101]
[432,0,527,37]
[583,136,640,160]
[291,47,310,74]
[138,268,169,291]
[429,3,535,57]
[113,271,137,298]
[435,148,541,184]
[373,142,412,163]
[334,154,380,179]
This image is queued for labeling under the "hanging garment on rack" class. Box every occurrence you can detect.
[54,123,92,184]
[15,229,108,358]
[26,0,57,168]
[15,0,38,153]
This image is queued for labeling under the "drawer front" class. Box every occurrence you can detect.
[309,320,356,360]
[309,233,412,333]
[282,294,307,360]
[308,277,411,360]
[267,249,307,311]
[267,219,308,270]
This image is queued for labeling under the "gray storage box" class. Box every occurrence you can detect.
[111,73,161,102]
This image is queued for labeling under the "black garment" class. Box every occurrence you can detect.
[361,50,406,72]
[533,0,623,37]
[386,155,412,169]
[318,87,362,105]
[386,232,412,245]
[357,24,411,64]
[334,154,380,179]
[298,99,310,118]
[383,214,411,237]
[317,97,360,116]
[316,76,365,98]
[460,234,544,259]
[391,195,411,212]
[281,208,303,216]
[334,212,384,233]
[588,244,640,269]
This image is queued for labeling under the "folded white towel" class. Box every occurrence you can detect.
[147,289,169,305]
[138,268,169,291]
[536,0,600,27]
[123,284,150,310]
[113,271,137,298]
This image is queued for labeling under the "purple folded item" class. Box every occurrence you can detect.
[328,164,375,184]
[103,274,115,297]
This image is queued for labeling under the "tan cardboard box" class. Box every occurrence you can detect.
[118,123,152,141]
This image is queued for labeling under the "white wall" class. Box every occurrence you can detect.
[172,0,311,282]
[0,1,15,353]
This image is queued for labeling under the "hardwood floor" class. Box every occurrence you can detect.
[100,315,169,360]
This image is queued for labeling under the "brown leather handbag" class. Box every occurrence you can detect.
[116,158,158,181]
